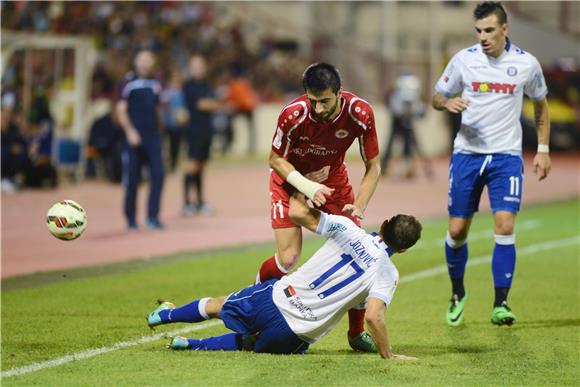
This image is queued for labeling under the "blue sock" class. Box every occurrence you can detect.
[445,232,468,299]
[159,298,209,323]
[445,242,468,278]
[492,239,516,288]
[187,333,242,351]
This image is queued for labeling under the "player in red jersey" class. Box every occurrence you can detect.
[256,63,382,352]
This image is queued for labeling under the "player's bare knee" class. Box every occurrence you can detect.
[494,222,514,235]
[206,296,226,319]
[448,226,468,241]
[278,251,300,271]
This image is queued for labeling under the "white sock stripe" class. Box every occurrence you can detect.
[198,298,210,320]
[495,234,516,245]
[446,232,467,248]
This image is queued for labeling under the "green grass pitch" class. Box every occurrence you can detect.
[2,200,579,386]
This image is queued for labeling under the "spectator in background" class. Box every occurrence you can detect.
[182,54,222,216]
[85,101,125,182]
[381,72,432,179]
[1,103,29,193]
[161,69,189,173]
[116,50,165,230]
[225,68,259,156]
[23,87,57,189]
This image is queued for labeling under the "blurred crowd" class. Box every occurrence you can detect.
[1,1,309,192]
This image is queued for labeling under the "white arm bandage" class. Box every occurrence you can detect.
[537,144,549,153]
[286,170,324,201]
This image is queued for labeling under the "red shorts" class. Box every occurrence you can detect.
[269,172,361,229]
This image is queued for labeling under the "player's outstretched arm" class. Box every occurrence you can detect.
[365,297,417,361]
[344,156,381,220]
[288,194,321,233]
[270,151,334,206]
[532,98,551,181]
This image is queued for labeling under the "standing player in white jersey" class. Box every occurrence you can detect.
[146,195,421,360]
[432,2,551,326]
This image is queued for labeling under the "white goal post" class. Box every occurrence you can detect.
[2,30,95,177]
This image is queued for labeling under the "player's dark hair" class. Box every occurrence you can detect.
[381,214,422,251]
[473,2,507,25]
[302,63,342,94]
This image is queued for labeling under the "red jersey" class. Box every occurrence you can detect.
[271,91,379,189]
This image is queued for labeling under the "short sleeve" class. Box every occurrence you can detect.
[524,58,548,101]
[316,212,360,241]
[117,79,130,101]
[435,53,463,97]
[368,262,398,306]
[271,101,308,157]
[358,106,379,161]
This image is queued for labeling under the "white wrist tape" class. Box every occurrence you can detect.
[286,170,324,201]
[537,144,549,153]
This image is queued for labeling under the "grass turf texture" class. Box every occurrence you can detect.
[2,200,579,386]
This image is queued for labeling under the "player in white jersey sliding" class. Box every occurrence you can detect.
[432,2,551,326]
[146,195,422,360]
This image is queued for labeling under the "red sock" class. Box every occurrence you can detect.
[348,309,365,337]
[256,255,286,283]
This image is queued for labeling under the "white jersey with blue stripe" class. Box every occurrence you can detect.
[272,212,399,343]
[435,39,548,155]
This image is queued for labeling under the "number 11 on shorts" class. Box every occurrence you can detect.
[509,176,520,196]
[272,199,284,219]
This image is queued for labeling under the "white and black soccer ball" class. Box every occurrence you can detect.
[46,200,88,241]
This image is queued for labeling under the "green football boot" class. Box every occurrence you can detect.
[446,293,468,326]
[348,331,377,353]
[167,336,190,350]
[146,300,176,330]
[491,303,517,326]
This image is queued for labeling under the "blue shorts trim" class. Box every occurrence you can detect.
[448,153,523,218]
[221,279,309,354]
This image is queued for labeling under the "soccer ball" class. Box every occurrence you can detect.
[46,200,88,241]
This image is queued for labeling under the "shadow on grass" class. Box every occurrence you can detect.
[396,344,494,356]
[509,318,580,330]
[466,318,579,330]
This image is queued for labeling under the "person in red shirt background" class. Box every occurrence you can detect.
[255,63,382,352]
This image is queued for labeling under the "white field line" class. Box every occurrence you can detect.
[1,321,222,378]
[2,236,578,379]
[401,236,579,284]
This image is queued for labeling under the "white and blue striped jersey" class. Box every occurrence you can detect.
[272,212,399,344]
[435,39,548,155]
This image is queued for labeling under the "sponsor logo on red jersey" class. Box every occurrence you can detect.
[292,145,339,157]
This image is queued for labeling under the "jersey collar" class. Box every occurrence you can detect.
[371,232,395,256]
[487,37,511,63]
[505,36,511,52]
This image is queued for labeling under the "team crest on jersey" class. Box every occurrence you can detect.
[335,129,349,139]
[472,82,516,94]
[507,66,518,77]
